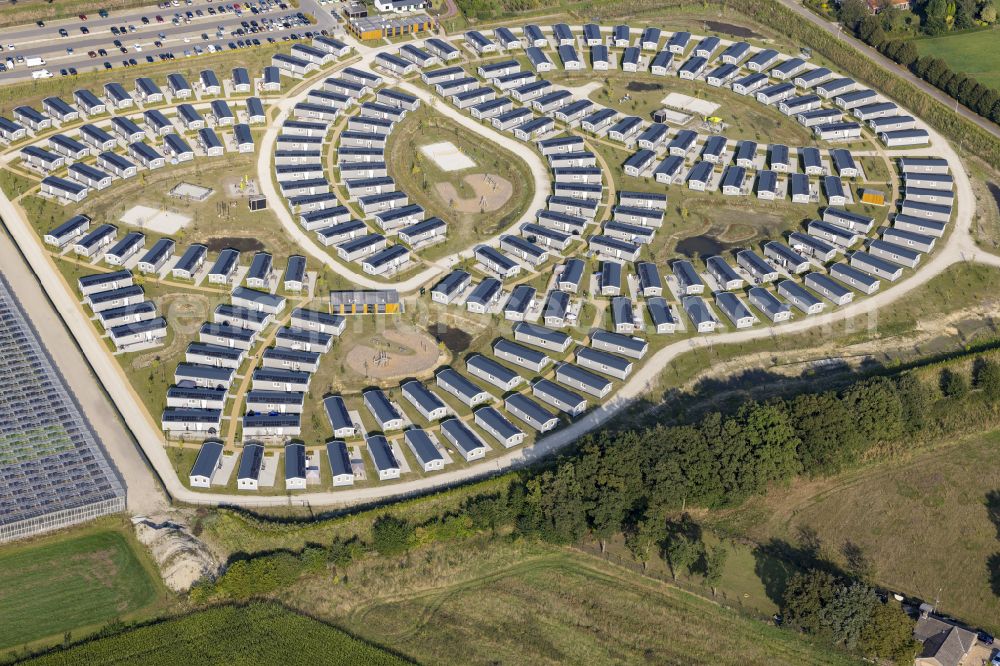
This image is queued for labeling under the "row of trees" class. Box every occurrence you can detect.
[839,0,1000,126]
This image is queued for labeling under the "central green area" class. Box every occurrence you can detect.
[384,104,535,262]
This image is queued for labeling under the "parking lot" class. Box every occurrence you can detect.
[0,0,338,82]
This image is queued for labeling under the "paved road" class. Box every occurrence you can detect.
[775,0,1000,141]
[0,0,338,82]
[0,24,987,508]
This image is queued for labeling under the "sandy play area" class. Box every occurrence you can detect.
[119,205,193,235]
[420,141,476,172]
[345,326,444,381]
[661,92,720,117]
[435,173,513,213]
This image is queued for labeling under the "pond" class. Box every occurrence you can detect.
[703,21,761,39]
[675,234,730,258]
[626,81,664,93]
[204,236,266,253]
[427,324,472,354]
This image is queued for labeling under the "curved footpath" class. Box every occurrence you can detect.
[256,47,553,294]
[0,29,991,509]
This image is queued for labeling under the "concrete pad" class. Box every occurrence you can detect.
[419,140,475,172]
[661,92,720,117]
[120,205,193,235]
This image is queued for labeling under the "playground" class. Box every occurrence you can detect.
[434,173,513,213]
[343,325,444,384]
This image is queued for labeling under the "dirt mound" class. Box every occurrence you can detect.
[134,517,220,592]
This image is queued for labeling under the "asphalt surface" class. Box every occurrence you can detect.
[776,0,1000,142]
[0,0,339,83]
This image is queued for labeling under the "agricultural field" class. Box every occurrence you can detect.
[0,522,163,651]
[914,29,1000,90]
[19,602,409,666]
[710,428,1000,634]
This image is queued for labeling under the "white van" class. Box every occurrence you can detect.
[32,69,53,79]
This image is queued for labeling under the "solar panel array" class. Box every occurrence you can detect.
[0,275,125,542]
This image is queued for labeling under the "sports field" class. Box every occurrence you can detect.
[914,29,1000,89]
[21,603,409,665]
[0,525,161,649]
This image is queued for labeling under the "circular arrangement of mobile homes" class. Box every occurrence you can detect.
[0,16,962,502]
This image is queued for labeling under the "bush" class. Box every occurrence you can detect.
[371,514,416,557]
[940,368,969,397]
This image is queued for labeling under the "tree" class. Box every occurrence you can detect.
[975,359,1000,399]
[703,545,729,595]
[940,367,969,398]
[624,511,665,571]
[981,2,998,23]
[791,391,863,475]
[858,15,887,45]
[896,373,932,434]
[858,602,920,664]
[661,515,704,580]
[783,569,841,635]
[838,0,870,30]
[923,0,953,33]
[371,514,416,557]
[843,377,904,446]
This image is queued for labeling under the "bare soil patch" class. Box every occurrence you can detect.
[434,173,513,213]
[345,326,443,381]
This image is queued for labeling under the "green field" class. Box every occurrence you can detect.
[914,29,1000,89]
[338,550,856,665]
[711,429,1000,633]
[0,525,161,650]
[20,602,408,666]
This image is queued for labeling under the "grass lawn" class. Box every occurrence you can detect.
[335,548,856,665]
[914,29,1000,90]
[0,521,163,651]
[710,428,1000,634]
[384,103,535,263]
[20,602,408,666]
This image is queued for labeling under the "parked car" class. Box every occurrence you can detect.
[58,28,68,37]
[103,61,112,69]
[80,26,89,34]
